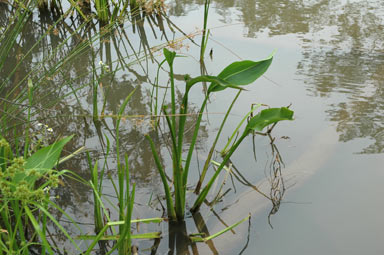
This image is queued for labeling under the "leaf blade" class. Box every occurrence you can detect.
[208,54,273,93]
[245,107,294,133]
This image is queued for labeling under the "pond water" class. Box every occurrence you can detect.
[1,0,384,254]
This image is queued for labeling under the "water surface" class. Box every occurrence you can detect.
[1,0,384,254]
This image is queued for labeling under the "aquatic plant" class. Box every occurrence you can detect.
[9,0,167,24]
[0,135,83,254]
[0,2,167,253]
[0,0,294,252]
[191,107,293,212]
[78,88,165,255]
[146,48,294,221]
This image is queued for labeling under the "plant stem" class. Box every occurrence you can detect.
[182,95,209,187]
[191,133,247,212]
[200,0,211,61]
[194,90,241,194]
[146,135,177,220]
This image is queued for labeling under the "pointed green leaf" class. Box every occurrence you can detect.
[25,135,73,170]
[13,136,73,184]
[163,48,176,66]
[208,54,273,93]
[245,107,294,133]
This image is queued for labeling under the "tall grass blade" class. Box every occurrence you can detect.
[24,206,54,254]
[145,135,177,220]
[190,214,250,242]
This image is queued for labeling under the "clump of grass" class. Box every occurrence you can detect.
[0,135,83,254]
[80,88,164,254]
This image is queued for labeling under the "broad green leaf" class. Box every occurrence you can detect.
[208,54,273,93]
[25,135,73,171]
[13,135,73,184]
[163,48,176,66]
[245,107,294,133]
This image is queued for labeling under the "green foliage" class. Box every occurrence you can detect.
[147,48,293,221]
[0,0,295,251]
[200,0,211,61]
[245,107,294,133]
[14,135,73,185]
[0,136,82,254]
[191,107,294,212]
[208,55,274,92]
[1,136,72,200]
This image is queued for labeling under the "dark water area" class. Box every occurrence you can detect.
[1,0,384,254]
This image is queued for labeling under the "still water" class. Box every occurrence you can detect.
[2,0,384,254]
[172,1,384,254]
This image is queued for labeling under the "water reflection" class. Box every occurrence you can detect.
[167,0,384,154]
[4,0,384,253]
[297,1,384,153]
[0,3,207,246]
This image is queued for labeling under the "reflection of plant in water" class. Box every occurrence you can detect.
[222,124,288,227]
[0,1,296,253]
[0,2,185,253]
[297,0,384,153]
[187,0,384,154]
[266,135,285,227]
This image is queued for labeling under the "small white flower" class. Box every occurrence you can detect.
[28,79,33,88]
[99,60,103,66]
[43,187,50,193]
[45,124,49,128]
[37,123,43,127]
[47,128,53,133]
[103,65,110,72]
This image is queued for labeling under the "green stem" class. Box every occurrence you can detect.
[194,90,241,194]
[221,104,261,156]
[200,0,211,61]
[191,133,247,212]
[24,81,33,157]
[177,86,191,204]
[145,135,177,220]
[169,65,176,133]
[182,95,209,188]
[164,107,184,219]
